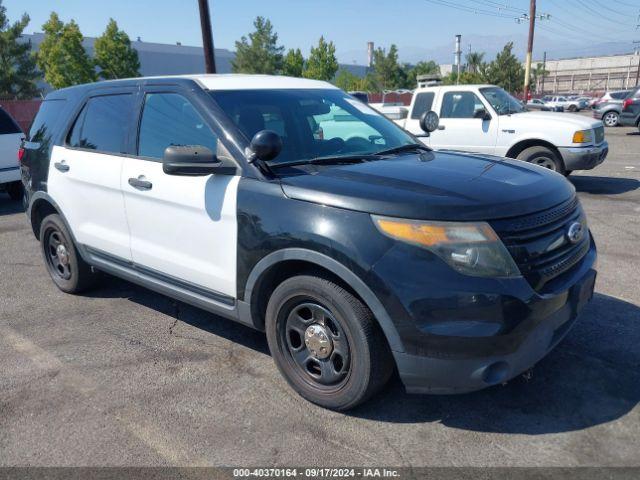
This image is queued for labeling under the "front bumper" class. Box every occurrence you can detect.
[558,141,608,171]
[371,235,597,395]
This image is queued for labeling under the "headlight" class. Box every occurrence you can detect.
[372,216,520,278]
[572,129,593,144]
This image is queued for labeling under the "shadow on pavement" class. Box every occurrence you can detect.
[0,196,24,216]
[571,175,639,195]
[353,293,640,433]
[85,276,639,435]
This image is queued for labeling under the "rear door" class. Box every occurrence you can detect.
[0,108,23,184]
[47,89,136,260]
[428,90,498,154]
[120,86,239,299]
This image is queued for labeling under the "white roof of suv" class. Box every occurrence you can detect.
[181,74,338,91]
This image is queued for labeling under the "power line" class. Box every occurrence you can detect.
[423,0,517,18]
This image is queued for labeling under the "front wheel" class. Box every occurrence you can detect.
[265,275,393,410]
[516,146,565,175]
[568,105,577,112]
[602,111,619,127]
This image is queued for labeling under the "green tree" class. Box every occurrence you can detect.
[282,48,304,77]
[94,18,140,80]
[531,62,549,93]
[232,16,283,74]
[0,1,40,99]
[402,60,440,88]
[334,69,367,91]
[303,36,338,81]
[465,51,484,74]
[483,42,524,93]
[37,13,95,89]
[442,70,485,86]
[370,44,405,90]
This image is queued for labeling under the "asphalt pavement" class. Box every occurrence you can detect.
[0,120,638,467]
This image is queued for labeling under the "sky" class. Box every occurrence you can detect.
[4,0,640,64]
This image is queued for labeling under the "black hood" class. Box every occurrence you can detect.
[278,151,575,221]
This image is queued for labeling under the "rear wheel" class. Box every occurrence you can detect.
[6,181,23,201]
[568,105,577,112]
[516,146,565,175]
[602,111,619,127]
[39,214,99,293]
[265,275,393,410]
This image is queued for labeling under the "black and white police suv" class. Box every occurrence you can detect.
[20,75,597,410]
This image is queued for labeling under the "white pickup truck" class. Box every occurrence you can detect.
[0,106,23,200]
[395,84,608,175]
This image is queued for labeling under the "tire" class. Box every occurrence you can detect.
[6,181,23,201]
[39,214,99,294]
[516,145,565,175]
[265,275,393,410]
[568,105,577,112]
[602,111,619,127]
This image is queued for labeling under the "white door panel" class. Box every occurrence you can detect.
[122,159,239,298]
[48,145,131,259]
[429,117,498,154]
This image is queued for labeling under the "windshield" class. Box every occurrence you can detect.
[479,87,525,115]
[209,89,417,165]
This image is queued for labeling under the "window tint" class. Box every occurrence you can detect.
[0,107,21,134]
[28,99,66,144]
[611,91,628,100]
[67,94,133,153]
[410,92,435,119]
[138,93,218,159]
[440,91,485,119]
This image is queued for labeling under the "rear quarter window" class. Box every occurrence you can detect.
[28,99,67,144]
[0,107,22,135]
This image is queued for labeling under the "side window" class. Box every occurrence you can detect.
[67,94,134,153]
[138,93,218,159]
[0,108,21,134]
[440,92,485,119]
[29,99,66,143]
[410,92,435,119]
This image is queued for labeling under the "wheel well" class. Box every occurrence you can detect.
[248,260,362,332]
[505,139,562,162]
[30,199,59,240]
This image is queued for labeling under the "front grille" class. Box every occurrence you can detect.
[490,197,590,291]
[594,125,605,144]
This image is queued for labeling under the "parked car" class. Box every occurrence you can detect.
[546,96,583,112]
[592,89,632,108]
[619,86,640,131]
[395,84,607,175]
[0,106,23,201]
[526,98,563,112]
[21,75,597,410]
[592,100,624,127]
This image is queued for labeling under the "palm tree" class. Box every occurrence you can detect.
[465,51,485,74]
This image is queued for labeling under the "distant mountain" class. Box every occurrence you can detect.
[337,34,637,66]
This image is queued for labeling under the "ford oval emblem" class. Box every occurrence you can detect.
[567,222,584,244]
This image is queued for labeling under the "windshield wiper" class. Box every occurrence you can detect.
[270,153,381,169]
[374,143,431,156]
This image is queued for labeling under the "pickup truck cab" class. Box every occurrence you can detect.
[0,106,24,200]
[21,75,597,410]
[399,84,607,175]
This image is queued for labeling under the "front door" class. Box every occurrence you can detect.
[428,90,498,155]
[121,89,239,299]
[47,91,135,260]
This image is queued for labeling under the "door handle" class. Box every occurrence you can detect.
[128,176,153,190]
[54,161,70,172]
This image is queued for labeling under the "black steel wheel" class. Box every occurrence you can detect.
[39,214,99,293]
[266,275,393,410]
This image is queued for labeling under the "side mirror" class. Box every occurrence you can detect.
[163,145,232,176]
[474,108,492,121]
[249,130,282,162]
[419,110,440,134]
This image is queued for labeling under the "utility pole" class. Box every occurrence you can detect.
[197,0,216,73]
[454,34,462,85]
[634,41,640,87]
[523,0,536,101]
[541,51,546,95]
